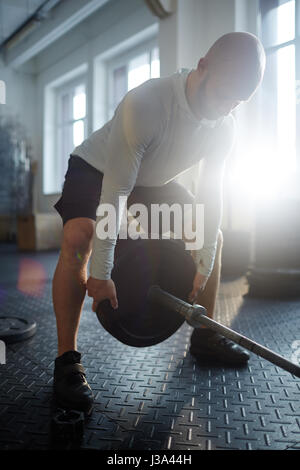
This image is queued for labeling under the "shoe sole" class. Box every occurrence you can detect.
[52,392,94,418]
[190,348,249,367]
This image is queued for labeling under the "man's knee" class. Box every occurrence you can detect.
[61,218,95,264]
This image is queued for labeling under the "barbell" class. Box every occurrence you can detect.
[96,238,300,378]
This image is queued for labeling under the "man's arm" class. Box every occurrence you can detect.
[193,115,236,277]
[89,83,160,282]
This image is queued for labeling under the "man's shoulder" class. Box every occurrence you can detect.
[123,75,174,122]
[128,75,174,104]
[216,113,236,146]
[219,113,236,135]
[205,114,236,161]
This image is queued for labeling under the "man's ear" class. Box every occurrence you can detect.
[197,57,206,71]
[197,57,208,80]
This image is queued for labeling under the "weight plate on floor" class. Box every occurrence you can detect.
[0,316,37,343]
[97,238,196,347]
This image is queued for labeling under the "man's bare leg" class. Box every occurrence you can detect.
[52,218,94,356]
[52,217,95,414]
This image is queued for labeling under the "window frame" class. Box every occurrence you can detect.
[106,38,159,121]
[43,62,88,196]
[55,75,88,156]
[259,0,300,166]
[49,74,88,194]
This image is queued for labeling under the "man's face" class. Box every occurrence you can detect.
[194,71,248,120]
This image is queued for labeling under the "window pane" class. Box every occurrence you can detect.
[73,85,86,120]
[128,53,150,91]
[277,0,295,43]
[261,49,278,139]
[277,44,296,168]
[59,125,73,159]
[151,47,160,78]
[261,0,295,47]
[61,93,70,124]
[57,124,73,189]
[73,120,85,147]
[113,65,127,109]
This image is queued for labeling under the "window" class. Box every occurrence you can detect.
[56,79,87,188]
[43,63,88,195]
[226,0,300,200]
[259,0,299,171]
[107,45,160,120]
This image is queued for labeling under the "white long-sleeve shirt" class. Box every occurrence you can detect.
[72,69,236,280]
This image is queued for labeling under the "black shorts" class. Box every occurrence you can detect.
[54,155,195,228]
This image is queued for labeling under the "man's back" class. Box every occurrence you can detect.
[72,70,235,188]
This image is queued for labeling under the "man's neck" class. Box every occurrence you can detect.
[185,70,205,121]
[185,70,221,127]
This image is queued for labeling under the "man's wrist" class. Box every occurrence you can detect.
[89,275,111,282]
[196,263,212,278]
[89,267,111,281]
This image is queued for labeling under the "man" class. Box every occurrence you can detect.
[52,32,266,415]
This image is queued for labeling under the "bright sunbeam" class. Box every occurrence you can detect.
[232,1,297,202]
[276,0,295,44]
[231,139,296,200]
[277,45,296,169]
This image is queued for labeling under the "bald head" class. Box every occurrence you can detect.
[204,32,266,100]
[186,32,266,120]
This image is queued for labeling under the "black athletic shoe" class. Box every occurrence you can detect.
[53,351,94,416]
[190,328,250,366]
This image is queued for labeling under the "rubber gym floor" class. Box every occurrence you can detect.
[0,244,299,451]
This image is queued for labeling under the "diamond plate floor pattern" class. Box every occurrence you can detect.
[0,249,299,450]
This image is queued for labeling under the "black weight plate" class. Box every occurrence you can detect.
[0,316,37,344]
[97,238,196,347]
